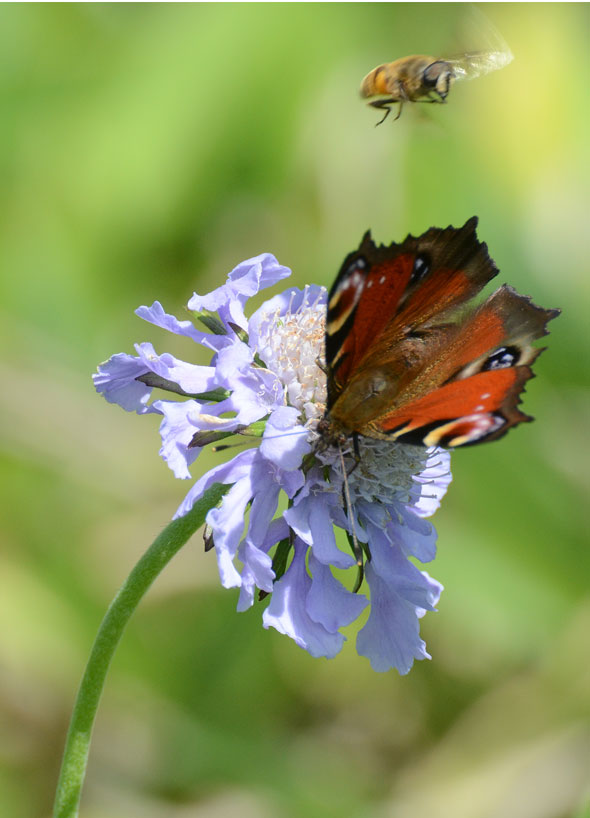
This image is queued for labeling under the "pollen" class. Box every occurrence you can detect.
[255,286,328,424]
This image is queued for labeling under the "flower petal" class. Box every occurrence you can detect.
[357,498,437,564]
[208,474,254,589]
[285,495,355,569]
[411,448,452,518]
[135,301,223,350]
[245,460,281,547]
[93,352,155,414]
[263,540,345,659]
[152,399,202,479]
[356,561,433,674]
[261,407,312,471]
[135,342,217,395]
[387,505,438,563]
[173,447,258,518]
[366,521,441,612]
[214,342,282,423]
[237,541,275,612]
[306,554,368,633]
[188,254,291,333]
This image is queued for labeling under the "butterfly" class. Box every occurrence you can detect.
[320,217,559,449]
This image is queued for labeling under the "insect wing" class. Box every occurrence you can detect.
[447,48,513,82]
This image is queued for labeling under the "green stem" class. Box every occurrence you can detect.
[53,483,229,818]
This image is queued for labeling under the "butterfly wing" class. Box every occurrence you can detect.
[326,219,559,446]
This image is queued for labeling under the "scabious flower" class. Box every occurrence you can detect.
[94,253,452,673]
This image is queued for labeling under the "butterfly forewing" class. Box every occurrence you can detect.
[326,218,498,384]
[390,217,498,331]
[326,233,414,407]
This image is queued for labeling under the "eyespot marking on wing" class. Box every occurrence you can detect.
[411,252,431,284]
[482,345,520,371]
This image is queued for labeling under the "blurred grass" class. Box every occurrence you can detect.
[0,4,588,817]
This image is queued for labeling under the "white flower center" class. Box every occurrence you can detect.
[255,286,327,425]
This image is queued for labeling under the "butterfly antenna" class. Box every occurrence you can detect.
[338,444,364,591]
[262,428,311,441]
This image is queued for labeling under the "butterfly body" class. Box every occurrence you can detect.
[322,218,558,449]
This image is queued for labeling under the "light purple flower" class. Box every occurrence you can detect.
[93,252,452,673]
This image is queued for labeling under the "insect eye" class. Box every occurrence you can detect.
[422,61,446,88]
[482,346,520,371]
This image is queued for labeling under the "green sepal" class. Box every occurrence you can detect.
[136,373,229,402]
[227,321,249,345]
[259,537,292,600]
[189,430,235,449]
[346,531,366,594]
[192,309,227,335]
[238,420,267,438]
[225,322,269,367]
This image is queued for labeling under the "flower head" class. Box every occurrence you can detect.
[94,253,451,673]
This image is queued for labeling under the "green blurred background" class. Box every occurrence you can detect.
[1,4,588,817]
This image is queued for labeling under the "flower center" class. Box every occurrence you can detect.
[348,438,431,505]
[255,286,327,425]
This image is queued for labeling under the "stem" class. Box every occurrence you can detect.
[53,483,229,818]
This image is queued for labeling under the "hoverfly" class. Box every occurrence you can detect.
[360,49,513,125]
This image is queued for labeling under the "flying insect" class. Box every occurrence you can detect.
[360,49,513,124]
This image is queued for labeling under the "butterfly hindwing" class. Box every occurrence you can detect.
[377,367,533,446]
[374,285,559,446]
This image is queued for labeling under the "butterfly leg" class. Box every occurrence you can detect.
[352,432,362,466]
[341,432,362,476]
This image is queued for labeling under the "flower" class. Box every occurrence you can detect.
[94,253,452,673]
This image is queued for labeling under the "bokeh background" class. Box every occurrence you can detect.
[1,4,589,817]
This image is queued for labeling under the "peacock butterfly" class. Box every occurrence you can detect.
[319,217,559,449]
